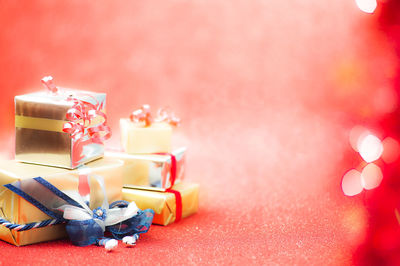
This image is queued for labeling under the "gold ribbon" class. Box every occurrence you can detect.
[15,115,65,133]
[15,108,106,133]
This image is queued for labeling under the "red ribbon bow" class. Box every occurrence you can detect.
[130,105,180,127]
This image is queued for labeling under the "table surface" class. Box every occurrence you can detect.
[0,1,394,265]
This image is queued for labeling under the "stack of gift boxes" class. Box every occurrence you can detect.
[112,105,199,226]
[0,77,198,246]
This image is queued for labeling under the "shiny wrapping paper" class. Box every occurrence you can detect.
[122,182,199,226]
[0,158,124,246]
[15,90,107,169]
[105,147,186,190]
[120,119,172,154]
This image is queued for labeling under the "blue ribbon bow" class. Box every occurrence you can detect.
[4,175,154,248]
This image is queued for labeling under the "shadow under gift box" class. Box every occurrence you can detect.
[123,183,199,226]
[15,90,107,169]
[0,158,124,246]
[120,119,172,154]
[105,147,186,189]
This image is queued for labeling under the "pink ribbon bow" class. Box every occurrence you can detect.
[41,76,111,167]
[129,104,153,127]
[63,96,111,143]
[130,105,180,127]
[156,107,181,127]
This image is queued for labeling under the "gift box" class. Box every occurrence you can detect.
[120,119,172,154]
[105,147,186,189]
[0,157,124,246]
[122,182,199,226]
[120,105,180,154]
[15,79,110,169]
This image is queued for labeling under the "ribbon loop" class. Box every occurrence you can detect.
[41,76,58,95]
[62,97,111,143]
[156,107,181,127]
[130,104,153,126]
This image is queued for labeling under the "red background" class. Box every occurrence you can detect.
[0,1,397,264]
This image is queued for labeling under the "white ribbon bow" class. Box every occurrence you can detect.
[57,175,139,232]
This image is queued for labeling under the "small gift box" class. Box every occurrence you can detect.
[0,157,124,246]
[122,182,199,226]
[105,147,186,189]
[15,76,111,169]
[120,105,180,154]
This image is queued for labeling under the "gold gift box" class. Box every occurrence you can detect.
[123,182,199,226]
[15,89,107,169]
[120,118,172,154]
[0,158,124,246]
[105,147,186,190]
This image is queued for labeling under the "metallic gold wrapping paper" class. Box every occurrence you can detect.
[15,89,106,169]
[120,119,172,154]
[122,182,199,226]
[0,158,124,246]
[105,147,186,190]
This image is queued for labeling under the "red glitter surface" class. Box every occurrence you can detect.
[0,1,397,265]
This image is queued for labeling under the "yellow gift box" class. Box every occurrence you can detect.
[123,182,199,226]
[120,118,172,154]
[105,147,186,189]
[0,158,124,246]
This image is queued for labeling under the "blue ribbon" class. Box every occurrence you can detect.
[4,176,154,247]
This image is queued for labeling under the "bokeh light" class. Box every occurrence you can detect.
[361,163,383,190]
[355,0,377,13]
[382,137,400,163]
[342,169,363,196]
[358,134,383,163]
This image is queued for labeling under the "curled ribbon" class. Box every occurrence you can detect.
[41,76,111,167]
[156,107,181,127]
[63,96,111,143]
[130,104,152,127]
[130,105,181,127]
[63,96,111,168]
[41,76,111,145]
